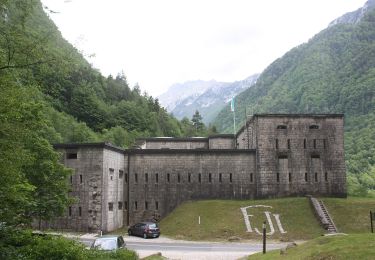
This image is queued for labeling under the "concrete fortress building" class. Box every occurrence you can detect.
[44,114,346,232]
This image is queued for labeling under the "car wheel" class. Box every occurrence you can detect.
[128,230,132,236]
[143,233,147,239]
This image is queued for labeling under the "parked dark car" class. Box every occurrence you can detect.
[91,235,126,250]
[128,222,160,238]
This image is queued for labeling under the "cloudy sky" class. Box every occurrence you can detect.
[41,0,365,96]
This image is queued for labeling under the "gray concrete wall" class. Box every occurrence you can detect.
[251,115,346,198]
[143,138,208,149]
[208,137,235,149]
[127,151,256,225]
[102,149,125,232]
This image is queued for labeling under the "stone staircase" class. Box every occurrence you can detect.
[308,196,338,233]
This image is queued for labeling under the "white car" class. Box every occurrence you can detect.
[91,235,126,251]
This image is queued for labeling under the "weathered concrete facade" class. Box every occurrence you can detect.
[43,114,346,233]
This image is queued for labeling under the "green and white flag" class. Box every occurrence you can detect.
[230,97,235,112]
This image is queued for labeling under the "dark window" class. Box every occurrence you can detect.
[209,173,212,183]
[67,153,77,159]
[288,172,292,182]
[287,139,291,149]
[118,202,123,210]
[304,139,307,149]
[311,154,320,159]
[109,168,114,173]
[156,173,159,183]
[313,139,316,149]
[80,175,83,184]
[315,172,318,182]
[309,125,319,129]
[108,203,113,211]
[178,174,181,183]
[278,154,288,159]
[134,201,138,210]
[230,173,233,183]
[250,173,253,183]
[219,173,222,183]
[305,172,308,182]
[69,206,72,217]
[275,139,279,149]
[325,172,328,182]
[110,175,113,181]
[124,201,128,210]
[145,201,148,210]
[135,173,138,183]
[119,170,123,179]
[155,201,159,210]
[276,172,280,183]
[70,175,73,184]
[188,173,191,183]
[145,173,148,183]
[167,173,170,183]
[199,173,201,183]
[277,125,287,129]
[125,173,128,183]
[79,206,82,217]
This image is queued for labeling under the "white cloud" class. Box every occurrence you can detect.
[41,0,366,96]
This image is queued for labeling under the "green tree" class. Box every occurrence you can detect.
[192,110,204,133]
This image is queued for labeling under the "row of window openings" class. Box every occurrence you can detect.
[132,201,159,211]
[275,172,329,183]
[70,169,125,184]
[133,173,254,184]
[277,124,319,130]
[275,139,327,150]
[107,201,160,211]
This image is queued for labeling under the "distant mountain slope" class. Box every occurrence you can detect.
[159,74,259,124]
[213,0,375,196]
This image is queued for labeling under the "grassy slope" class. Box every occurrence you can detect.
[249,234,375,260]
[159,198,324,241]
[322,197,375,233]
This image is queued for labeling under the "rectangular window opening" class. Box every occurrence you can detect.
[145,173,148,183]
[199,173,201,183]
[287,139,291,149]
[305,172,308,182]
[219,173,222,183]
[135,173,138,183]
[125,173,128,183]
[145,201,148,210]
[167,173,170,183]
[250,173,253,183]
[230,173,233,183]
[155,201,159,210]
[313,139,317,149]
[304,139,307,149]
[108,202,113,211]
[275,139,279,149]
[70,175,73,184]
[124,201,128,210]
[325,172,328,182]
[288,172,292,183]
[134,201,138,210]
[79,206,82,217]
[118,202,123,210]
[276,172,280,183]
[209,173,212,183]
[315,172,318,182]
[188,173,191,183]
[178,174,181,183]
[119,170,124,179]
[67,153,77,159]
[156,173,159,183]
[68,206,72,217]
[79,174,83,184]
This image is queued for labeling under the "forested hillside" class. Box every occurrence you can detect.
[213,2,375,196]
[0,0,214,245]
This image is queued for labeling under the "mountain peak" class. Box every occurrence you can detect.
[329,0,375,27]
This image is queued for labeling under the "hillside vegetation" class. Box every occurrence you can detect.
[249,234,375,260]
[213,4,375,197]
[160,198,324,241]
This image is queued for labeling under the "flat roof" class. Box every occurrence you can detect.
[53,142,125,153]
[125,149,255,154]
[253,113,344,118]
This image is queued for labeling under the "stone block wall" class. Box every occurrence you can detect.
[127,150,256,225]
[208,135,235,149]
[250,115,346,198]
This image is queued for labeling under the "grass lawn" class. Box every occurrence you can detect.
[159,198,325,241]
[249,233,375,259]
[322,197,375,233]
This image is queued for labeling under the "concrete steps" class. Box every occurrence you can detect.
[308,195,338,233]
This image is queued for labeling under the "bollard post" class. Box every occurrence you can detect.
[262,221,266,254]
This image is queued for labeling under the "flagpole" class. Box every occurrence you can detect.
[231,97,236,136]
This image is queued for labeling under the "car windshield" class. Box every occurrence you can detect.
[148,223,158,228]
[93,238,117,250]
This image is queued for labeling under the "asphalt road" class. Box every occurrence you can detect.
[79,236,287,259]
